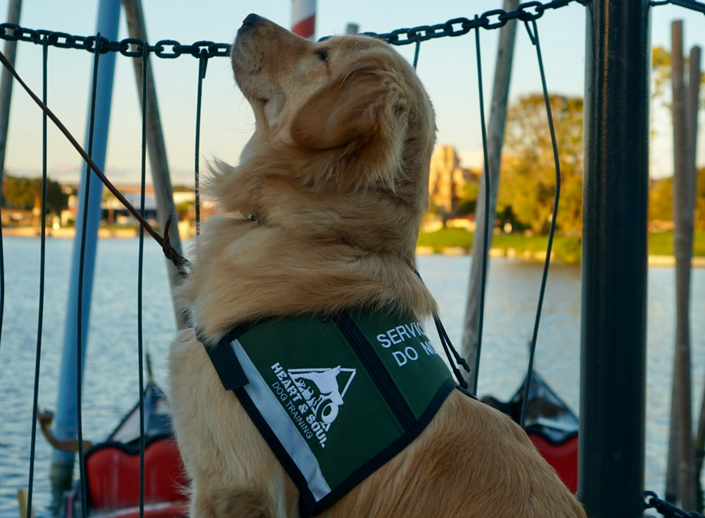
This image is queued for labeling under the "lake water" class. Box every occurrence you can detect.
[1,236,703,516]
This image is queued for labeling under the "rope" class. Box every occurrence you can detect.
[0,47,191,278]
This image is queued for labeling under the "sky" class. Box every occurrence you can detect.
[0,0,703,186]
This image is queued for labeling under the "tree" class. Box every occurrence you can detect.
[2,174,69,214]
[455,181,479,215]
[650,176,673,223]
[696,167,705,231]
[497,94,584,235]
[652,46,705,110]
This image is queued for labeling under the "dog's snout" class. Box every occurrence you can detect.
[242,13,262,28]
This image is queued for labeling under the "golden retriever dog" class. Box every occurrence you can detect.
[168,13,586,518]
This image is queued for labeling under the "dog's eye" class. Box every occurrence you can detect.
[316,50,329,62]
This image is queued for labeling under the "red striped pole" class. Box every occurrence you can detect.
[291,0,316,40]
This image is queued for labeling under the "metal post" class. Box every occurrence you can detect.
[50,0,121,502]
[666,20,697,510]
[579,1,650,516]
[0,0,22,185]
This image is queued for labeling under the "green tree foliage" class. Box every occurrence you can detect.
[497,94,584,235]
[2,174,69,213]
[697,167,705,230]
[648,168,705,230]
[649,176,673,222]
[652,46,705,109]
[455,181,479,215]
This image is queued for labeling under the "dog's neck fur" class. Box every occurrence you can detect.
[179,39,439,340]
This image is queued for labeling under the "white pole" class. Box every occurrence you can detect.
[292,0,316,40]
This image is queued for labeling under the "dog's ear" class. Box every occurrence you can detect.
[291,69,387,150]
[290,57,409,188]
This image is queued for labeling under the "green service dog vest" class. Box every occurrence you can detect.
[203,309,457,517]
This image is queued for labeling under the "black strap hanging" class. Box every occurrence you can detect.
[193,51,209,236]
[518,17,562,429]
[470,16,493,395]
[136,42,150,518]
[26,35,50,518]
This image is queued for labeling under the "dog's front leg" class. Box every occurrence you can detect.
[169,329,299,518]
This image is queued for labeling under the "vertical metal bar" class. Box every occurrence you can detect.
[50,0,121,503]
[579,1,650,516]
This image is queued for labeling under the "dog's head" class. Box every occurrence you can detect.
[216,14,436,261]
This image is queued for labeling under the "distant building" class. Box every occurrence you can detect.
[428,145,478,213]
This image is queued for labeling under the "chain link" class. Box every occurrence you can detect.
[0,22,231,59]
[644,491,705,518]
[0,0,587,56]
[1,0,702,56]
[651,0,705,13]
[369,0,585,45]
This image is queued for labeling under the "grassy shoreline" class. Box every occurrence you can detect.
[417,228,705,263]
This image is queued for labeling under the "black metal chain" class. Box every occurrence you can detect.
[362,0,586,45]
[0,0,586,58]
[651,0,705,14]
[0,23,231,58]
[644,491,705,518]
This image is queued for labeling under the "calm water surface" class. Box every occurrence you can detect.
[0,237,703,516]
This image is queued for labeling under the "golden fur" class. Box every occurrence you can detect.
[169,14,586,517]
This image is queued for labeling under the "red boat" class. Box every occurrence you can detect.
[61,382,188,518]
[60,371,577,517]
[481,371,579,493]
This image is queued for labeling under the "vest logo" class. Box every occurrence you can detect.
[271,362,356,448]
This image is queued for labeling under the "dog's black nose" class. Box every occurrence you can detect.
[242,13,261,28]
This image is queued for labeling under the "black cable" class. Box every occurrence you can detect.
[26,36,49,518]
[650,0,705,14]
[470,17,492,395]
[76,32,103,518]
[412,38,421,70]
[433,316,470,388]
[519,18,561,429]
[644,491,705,517]
[194,51,208,236]
[137,43,149,518]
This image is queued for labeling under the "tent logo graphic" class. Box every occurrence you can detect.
[270,363,356,448]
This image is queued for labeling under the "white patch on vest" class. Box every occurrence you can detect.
[376,321,435,367]
[376,321,427,349]
[271,363,356,448]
